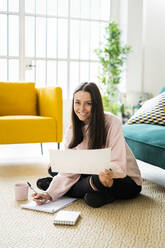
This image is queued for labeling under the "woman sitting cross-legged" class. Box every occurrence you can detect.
[32,82,142,208]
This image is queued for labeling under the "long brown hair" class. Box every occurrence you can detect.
[68,82,106,149]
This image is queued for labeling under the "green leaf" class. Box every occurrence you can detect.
[94,20,131,115]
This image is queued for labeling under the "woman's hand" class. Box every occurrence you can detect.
[99,169,114,187]
[32,192,52,205]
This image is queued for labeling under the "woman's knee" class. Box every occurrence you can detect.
[108,177,142,199]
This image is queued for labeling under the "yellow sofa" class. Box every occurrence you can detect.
[0,82,63,149]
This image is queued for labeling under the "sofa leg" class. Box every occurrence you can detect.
[40,143,43,155]
[57,143,60,150]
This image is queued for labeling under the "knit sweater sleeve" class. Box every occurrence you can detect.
[105,114,127,179]
[46,173,80,201]
[46,126,81,201]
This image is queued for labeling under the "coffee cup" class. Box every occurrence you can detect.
[15,183,29,201]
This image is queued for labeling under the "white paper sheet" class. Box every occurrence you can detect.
[49,148,111,175]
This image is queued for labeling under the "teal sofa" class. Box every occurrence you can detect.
[123,87,165,170]
[123,124,165,169]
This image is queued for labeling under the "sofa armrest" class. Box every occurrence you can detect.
[36,86,63,142]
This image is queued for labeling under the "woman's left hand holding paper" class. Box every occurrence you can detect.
[99,169,114,187]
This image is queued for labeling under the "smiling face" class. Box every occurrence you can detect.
[73,90,92,124]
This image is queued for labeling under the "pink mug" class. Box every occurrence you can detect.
[15,183,29,201]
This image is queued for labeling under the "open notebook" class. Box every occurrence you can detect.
[21,196,77,213]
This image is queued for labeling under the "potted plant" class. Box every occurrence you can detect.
[95,21,131,116]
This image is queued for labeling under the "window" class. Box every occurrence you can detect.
[0,0,19,81]
[0,0,111,99]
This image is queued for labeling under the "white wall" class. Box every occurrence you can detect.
[63,99,72,133]
[126,0,165,96]
[143,0,165,95]
[112,0,165,108]
[126,0,143,93]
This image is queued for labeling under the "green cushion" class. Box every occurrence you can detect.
[122,124,165,169]
[159,87,165,94]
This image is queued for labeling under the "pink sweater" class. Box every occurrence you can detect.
[47,113,142,201]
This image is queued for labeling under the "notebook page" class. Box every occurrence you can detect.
[21,196,77,213]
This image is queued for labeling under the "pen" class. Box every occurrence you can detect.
[27,181,44,202]
[26,181,38,194]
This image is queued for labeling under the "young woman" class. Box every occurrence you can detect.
[32,82,142,208]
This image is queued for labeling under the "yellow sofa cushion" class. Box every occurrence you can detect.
[37,86,63,142]
[0,116,56,144]
[0,82,37,116]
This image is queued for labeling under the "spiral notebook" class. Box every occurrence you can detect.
[21,196,77,213]
[53,210,81,226]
